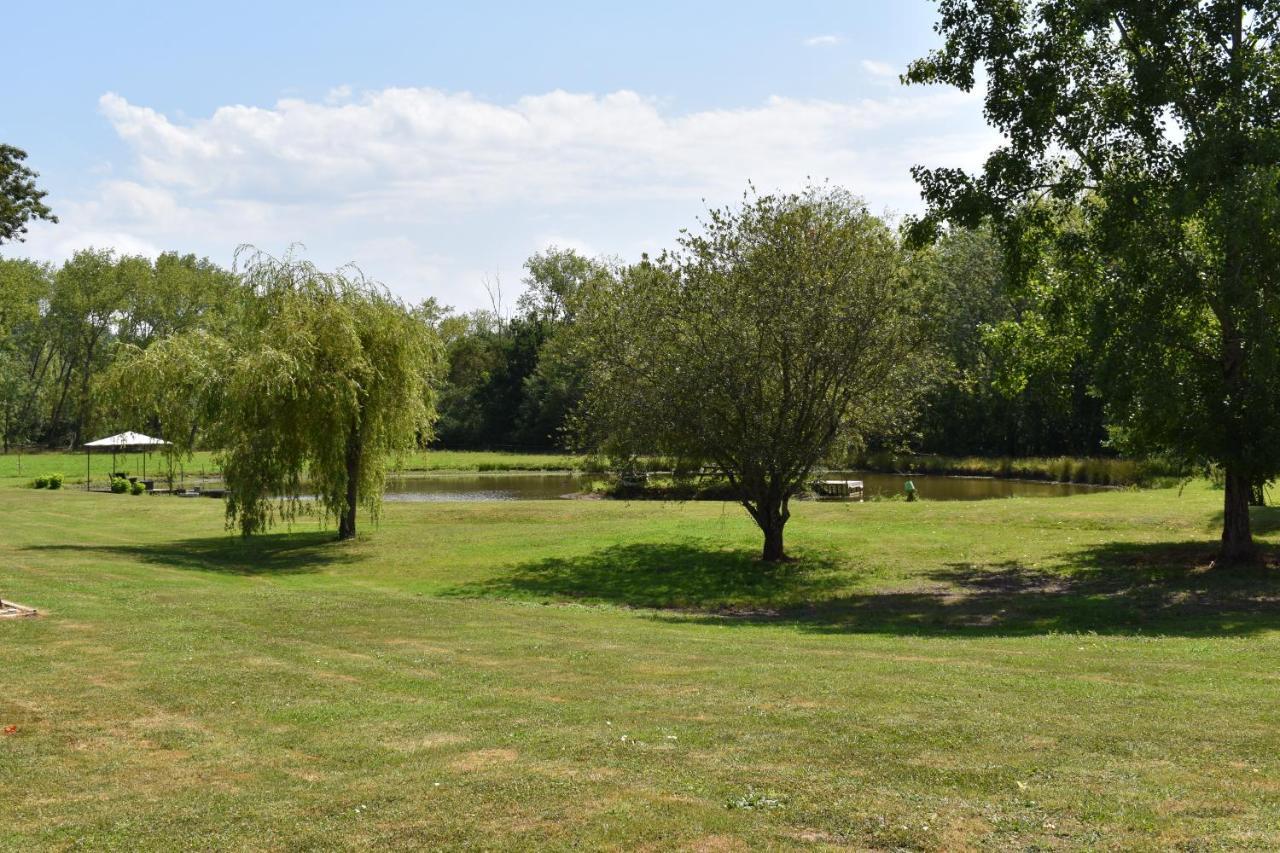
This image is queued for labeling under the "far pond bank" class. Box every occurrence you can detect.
[3,448,1172,491]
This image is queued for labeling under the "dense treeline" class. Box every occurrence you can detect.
[0,227,1106,458]
[435,227,1105,458]
[913,227,1105,457]
[432,249,609,451]
[0,250,240,450]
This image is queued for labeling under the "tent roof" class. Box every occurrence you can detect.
[83,431,171,448]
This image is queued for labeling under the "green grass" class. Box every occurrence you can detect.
[4,480,1280,848]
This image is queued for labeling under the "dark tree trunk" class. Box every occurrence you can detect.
[1221,468,1256,565]
[762,524,785,561]
[1250,478,1268,507]
[337,427,361,541]
[752,495,791,562]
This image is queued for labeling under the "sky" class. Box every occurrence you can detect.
[2,1,997,311]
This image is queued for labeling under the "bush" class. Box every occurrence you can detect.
[33,476,49,489]
[110,476,130,494]
[48,472,63,490]
[129,480,146,495]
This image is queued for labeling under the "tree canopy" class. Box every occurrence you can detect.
[0,145,56,245]
[575,187,929,561]
[907,0,1280,563]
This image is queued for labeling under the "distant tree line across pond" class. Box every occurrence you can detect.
[0,227,1105,461]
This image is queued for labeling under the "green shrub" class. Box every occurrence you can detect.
[48,472,63,490]
[110,476,130,494]
[129,480,146,495]
[33,476,49,489]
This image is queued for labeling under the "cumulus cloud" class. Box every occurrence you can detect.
[21,86,996,308]
[94,87,984,206]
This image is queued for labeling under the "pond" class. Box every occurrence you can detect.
[380,471,1110,502]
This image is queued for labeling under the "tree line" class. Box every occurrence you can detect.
[0,229,1104,459]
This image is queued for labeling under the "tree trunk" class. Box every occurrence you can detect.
[1221,468,1256,565]
[337,428,361,541]
[762,521,785,561]
[1250,478,1268,507]
[754,496,791,562]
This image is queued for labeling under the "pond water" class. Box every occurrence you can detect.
[382,473,584,502]
[380,471,1109,502]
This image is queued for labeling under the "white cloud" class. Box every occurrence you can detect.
[19,85,996,309]
[92,87,984,206]
[804,34,845,47]
[861,59,898,78]
[325,84,353,104]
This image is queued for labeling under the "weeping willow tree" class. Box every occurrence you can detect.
[107,250,442,539]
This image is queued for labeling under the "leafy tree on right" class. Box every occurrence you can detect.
[907,0,1280,564]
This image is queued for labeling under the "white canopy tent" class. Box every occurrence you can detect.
[83,432,171,490]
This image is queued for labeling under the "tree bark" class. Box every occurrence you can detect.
[337,427,361,541]
[1250,477,1268,507]
[1221,468,1256,565]
[753,495,791,562]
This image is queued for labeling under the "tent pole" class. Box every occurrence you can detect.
[86,448,90,491]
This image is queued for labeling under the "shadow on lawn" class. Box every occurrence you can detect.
[446,541,845,609]
[773,541,1280,637]
[454,539,1280,636]
[24,530,356,576]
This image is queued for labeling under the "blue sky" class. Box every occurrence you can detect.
[3,1,995,309]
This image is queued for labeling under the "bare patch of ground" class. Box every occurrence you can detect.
[449,748,518,771]
[388,732,470,752]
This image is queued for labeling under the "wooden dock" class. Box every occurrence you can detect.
[813,479,864,500]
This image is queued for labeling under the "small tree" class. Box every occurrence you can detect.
[576,187,928,561]
[110,250,442,539]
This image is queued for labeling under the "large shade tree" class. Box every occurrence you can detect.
[907,0,1280,564]
[576,187,928,561]
[110,251,442,539]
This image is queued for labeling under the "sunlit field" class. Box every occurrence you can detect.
[4,480,1279,849]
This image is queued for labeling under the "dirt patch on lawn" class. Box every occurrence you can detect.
[0,599,38,619]
[389,732,471,752]
[450,748,518,771]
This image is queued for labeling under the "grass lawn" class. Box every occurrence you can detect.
[3,479,1280,849]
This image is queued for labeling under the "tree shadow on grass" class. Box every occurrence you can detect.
[453,539,1280,637]
[773,541,1280,637]
[23,530,358,576]
[445,541,845,610]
